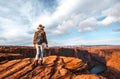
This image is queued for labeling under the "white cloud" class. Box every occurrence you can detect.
[78,17,98,32]
[43,0,120,35]
[101,3,120,26]
[49,18,77,35]
[34,0,83,33]
[49,37,120,46]
[0,0,120,46]
[101,16,117,26]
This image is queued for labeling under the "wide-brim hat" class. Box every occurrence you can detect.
[37,24,45,29]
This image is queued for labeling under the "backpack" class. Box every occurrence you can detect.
[35,32,44,44]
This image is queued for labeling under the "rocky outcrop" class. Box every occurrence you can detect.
[80,46,120,79]
[0,56,104,79]
[0,46,91,64]
[0,46,120,79]
[75,74,105,79]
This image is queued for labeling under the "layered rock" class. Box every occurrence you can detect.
[79,46,120,79]
[0,46,120,79]
[75,74,105,79]
[0,56,104,79]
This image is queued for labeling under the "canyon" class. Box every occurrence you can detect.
[0,46,120,79]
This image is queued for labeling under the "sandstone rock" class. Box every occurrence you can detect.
[99,51,120,79]
[64,57,87,71]
[44,56,57,66]
[0,56,88,79]
[0,46,120,79]
[74,74,106,79]
[107,51,120,71]
[80,46,120,79]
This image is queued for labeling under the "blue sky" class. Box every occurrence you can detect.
[0,0,120,46]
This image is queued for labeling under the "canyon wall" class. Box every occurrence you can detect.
[0,46,120,79]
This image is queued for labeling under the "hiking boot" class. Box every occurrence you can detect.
[32,60,38,69]
[40,60,43,65]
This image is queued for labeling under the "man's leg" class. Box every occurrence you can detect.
[33,45,40,67]
[39,44,44,65]
[35,45,40,60]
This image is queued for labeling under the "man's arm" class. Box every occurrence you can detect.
[43,32,48,47]
[33,32,36,47]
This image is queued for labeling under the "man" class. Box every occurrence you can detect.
[32,24,48,67]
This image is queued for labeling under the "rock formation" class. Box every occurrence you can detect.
[0,46,120,79]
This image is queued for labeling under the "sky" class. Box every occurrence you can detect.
[0,0,120,46]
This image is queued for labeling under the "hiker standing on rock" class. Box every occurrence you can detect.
[32,24,48,67]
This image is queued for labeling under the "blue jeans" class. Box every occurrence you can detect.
[35,44,44,60]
